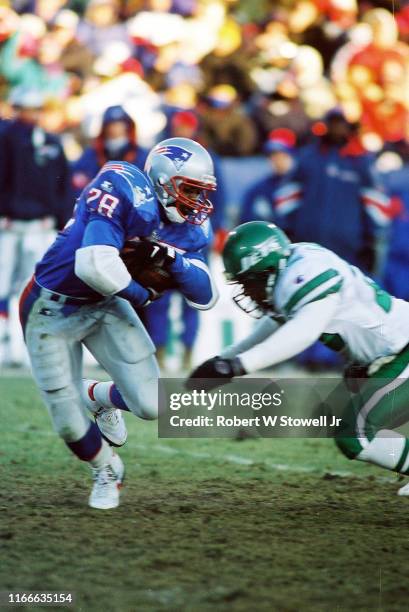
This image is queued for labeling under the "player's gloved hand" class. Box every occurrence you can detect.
[186,356,246,391]
[343,362,368,394]
[122,240,176,271]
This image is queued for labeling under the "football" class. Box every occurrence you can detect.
[120,241,178,293]
[132,264,177,293]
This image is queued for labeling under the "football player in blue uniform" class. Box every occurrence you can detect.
[19,138,218,509]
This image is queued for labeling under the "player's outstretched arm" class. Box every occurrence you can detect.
[186,294,340,390]
[170,253,219,310]
[238,293,340,373]
[220,316,279,359]
[186,356,246,391]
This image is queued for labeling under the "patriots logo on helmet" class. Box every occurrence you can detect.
[155,145,193,172]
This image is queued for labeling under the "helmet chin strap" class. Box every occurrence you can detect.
[164,205,185,224]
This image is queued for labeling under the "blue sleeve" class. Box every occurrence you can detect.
[117,279,149,306]
[82,217,125,249]
[169,251,215,308]
[80,167,134,248]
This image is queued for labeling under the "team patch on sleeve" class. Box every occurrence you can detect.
[283,268,343,316]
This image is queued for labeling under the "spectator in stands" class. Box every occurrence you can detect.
[13,0,68,24]
[76,0,132,57]
[239,128,298,226]
[382,164,409,301]
[285,109,396,273]
[0,86,73,365]
[332,7,408,144]
[71,104,148,197]
[49,9,95,82]
[199,84,258,157]
[199,17,256,102]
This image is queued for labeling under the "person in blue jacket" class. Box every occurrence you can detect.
[382,165,409,300]
[239,128,300,231]
[287,109,394,273]
[0,86,73,366]
[286,109,396,370]
[71,105,149,197]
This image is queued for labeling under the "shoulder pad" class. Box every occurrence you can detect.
[98,162,155,210]
[275,245,343,316]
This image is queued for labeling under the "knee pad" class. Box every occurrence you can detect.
[122,381,158,420]
[41,386,89,442]
[27,332,72,391]
[113,355,159,420]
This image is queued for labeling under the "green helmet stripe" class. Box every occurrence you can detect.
[284,269,341,314]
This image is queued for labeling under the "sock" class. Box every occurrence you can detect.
[92,382,130,412]
[65,420,112,467]
[89,440,114,469]
[356,429,409,473]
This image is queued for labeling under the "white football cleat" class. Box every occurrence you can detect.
[397,481,409,496]
[89,452,125,510]
[83,379,127,447]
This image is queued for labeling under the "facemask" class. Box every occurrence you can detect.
[105,137,130,155]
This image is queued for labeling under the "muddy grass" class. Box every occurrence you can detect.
[1,377,409,611]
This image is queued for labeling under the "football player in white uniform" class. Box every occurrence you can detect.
[188,221,409,492]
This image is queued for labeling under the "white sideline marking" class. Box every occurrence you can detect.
[130,442,397,483]
[5,426,399,484]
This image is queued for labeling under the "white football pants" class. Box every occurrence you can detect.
[24,289,159,444]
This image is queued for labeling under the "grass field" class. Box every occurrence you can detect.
[2,375,409,611]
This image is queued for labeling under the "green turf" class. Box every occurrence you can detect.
[1,376,409,611]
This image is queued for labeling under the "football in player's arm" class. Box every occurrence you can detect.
[187,221,409,494]
[20,138,218,509]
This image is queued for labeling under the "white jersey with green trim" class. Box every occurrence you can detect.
[273,243,409,364]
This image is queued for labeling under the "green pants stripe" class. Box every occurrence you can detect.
[335,344,409,463]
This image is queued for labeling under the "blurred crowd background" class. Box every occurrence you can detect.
[0,0,408,370]
[0,0,408,154]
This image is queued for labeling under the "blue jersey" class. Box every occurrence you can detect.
[35,161,214,304]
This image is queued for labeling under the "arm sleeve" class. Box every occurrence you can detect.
[170,252,218,310]
[75,243,149,305]
[239,294,340,373]
[220,316,279,359]
[82,217,125,250]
